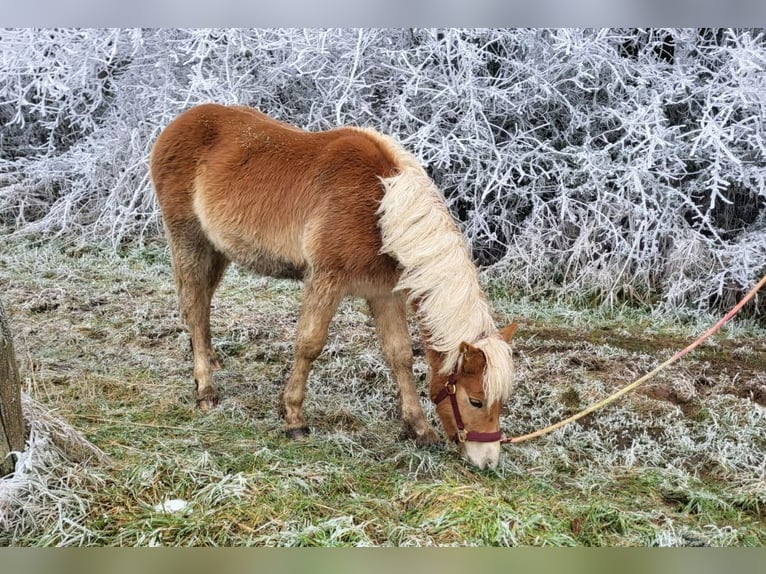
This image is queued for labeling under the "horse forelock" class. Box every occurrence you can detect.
[472,335,516,404]
[367,130,514,403]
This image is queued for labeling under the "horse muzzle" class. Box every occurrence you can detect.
[462,440,501,469]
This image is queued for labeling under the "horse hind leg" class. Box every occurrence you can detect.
[167,222,229,409]
[368,293,439,446]
[281,274,343,438]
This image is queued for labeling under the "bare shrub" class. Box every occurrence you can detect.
[1,28,765,314]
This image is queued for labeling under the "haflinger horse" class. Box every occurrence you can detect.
[150,103,517,469]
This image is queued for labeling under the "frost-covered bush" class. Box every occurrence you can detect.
[1,28,765,314]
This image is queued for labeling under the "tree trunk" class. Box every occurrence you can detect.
[0,297,24,477]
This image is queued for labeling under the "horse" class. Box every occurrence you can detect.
[150,103,517,469]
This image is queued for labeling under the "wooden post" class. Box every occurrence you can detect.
[0,297,24,477]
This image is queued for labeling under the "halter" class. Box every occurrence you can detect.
[432,374,503,444]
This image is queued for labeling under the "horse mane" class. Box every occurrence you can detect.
[363,129,515,404]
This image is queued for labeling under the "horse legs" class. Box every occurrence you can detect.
[368,294,439,446]
[167,223,229,409]
[281,275,343,437]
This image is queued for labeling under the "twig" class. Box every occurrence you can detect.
[70,413,201,433]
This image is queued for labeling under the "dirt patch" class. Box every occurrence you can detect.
[521,323,766,372]
[514,321,766,410]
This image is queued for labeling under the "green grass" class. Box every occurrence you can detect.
[1,235,765,546]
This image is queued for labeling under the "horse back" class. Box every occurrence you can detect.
[151,104,402,290]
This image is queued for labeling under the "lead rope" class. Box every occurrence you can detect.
[502,273,766,445]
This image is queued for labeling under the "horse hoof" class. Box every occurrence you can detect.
[414,428,440,447]
[196,397,218,411]
[401,423,440,446]
[195,390,220,410]
[194,379,219,410]
[285,426,311,439]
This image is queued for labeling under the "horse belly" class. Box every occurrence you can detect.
[192,185,307,280]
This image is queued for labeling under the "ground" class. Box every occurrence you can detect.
[1,235,764,546]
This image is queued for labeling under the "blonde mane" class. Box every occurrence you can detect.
[366,130,515,404]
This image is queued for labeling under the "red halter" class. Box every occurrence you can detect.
[432,374,503,443]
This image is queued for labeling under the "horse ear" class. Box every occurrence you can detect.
[499,323,518,342]
[459,342,486,375]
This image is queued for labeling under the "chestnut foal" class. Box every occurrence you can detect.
[150,104,515,468]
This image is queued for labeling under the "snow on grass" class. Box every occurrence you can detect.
[0,236,764,545]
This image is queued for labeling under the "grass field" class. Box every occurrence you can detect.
[1,235,765,546]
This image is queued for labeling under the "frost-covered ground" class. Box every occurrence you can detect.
[0,237,764,546]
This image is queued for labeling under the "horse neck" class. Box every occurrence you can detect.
[411,297,457,395]
[422,340,450,401]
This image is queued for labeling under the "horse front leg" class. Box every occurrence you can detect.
[369,293,439,446]
[281,275,343,438]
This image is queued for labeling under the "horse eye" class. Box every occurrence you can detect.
[468,398,483,408]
